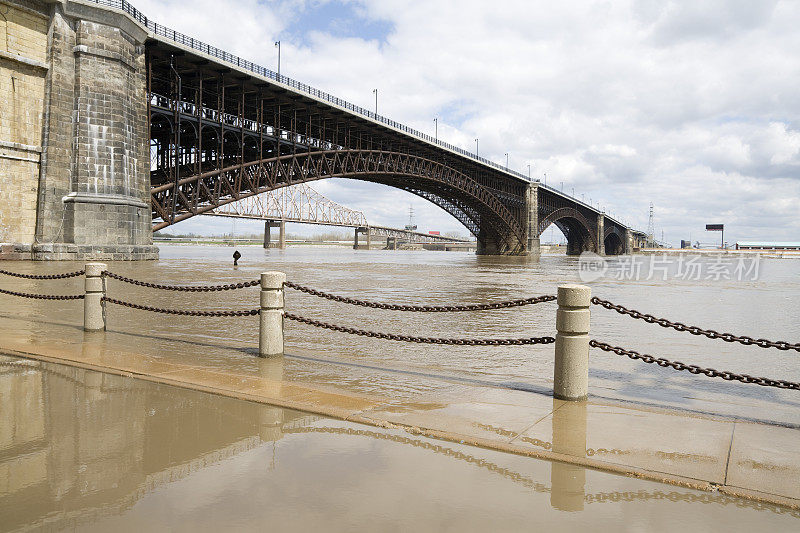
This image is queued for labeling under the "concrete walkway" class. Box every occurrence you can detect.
[0,309,798,511]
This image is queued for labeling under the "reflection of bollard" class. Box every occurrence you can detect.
[554,284,591,401]
[84,263,107,331]
[259,271,286,357]
[550,399,588,511]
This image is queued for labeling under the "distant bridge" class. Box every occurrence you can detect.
[206,184,470,249]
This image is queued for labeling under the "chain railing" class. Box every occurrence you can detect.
[103,270,260,292]
[0,287,84,300]
[589,340,800,390]
[102,297,258,317]
[0,268,85,280]
[2,264,798,393]
[0,268,85,300]
[592,297,800,352]
[284,281,556,312]
[284,312,554,346]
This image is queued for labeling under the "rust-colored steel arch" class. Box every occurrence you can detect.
[151,149,526,244]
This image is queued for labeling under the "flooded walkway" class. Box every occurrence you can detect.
[1,309,799,513]
[1,247,800,521]
[1,355,798,531]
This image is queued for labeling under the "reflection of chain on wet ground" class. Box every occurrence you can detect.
[475,422,718,462]
[284,426,800,518]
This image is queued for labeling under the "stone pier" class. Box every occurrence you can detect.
[1,0,157,260]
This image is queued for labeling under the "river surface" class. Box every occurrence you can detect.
[2,245,799,426]
[1,355,798,532]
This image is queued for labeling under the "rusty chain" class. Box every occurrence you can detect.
[592,297,800,352]
[590,339,800,390]
[284,281,557,312]
[284,312,555,345]
[0,287,84,300]
[103,271,260,292]
[0,268,85,279]
[102,296,258,317]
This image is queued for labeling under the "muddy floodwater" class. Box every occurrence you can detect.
[3,245,799,425]
[1,355,798,532]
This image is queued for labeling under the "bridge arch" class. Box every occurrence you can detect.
[538,207,597,255]
[151,149,526,252]
[603,226,626,255]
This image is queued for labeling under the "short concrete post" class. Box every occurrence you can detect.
[554,284,591,401]
[84,262,107,331]
[259,271,286,357]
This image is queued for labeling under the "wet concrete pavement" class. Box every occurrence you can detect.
[1,355,799,532]
[0,307,799,512]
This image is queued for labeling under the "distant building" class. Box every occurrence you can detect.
[428,231,440,235]
[735,241,800,251]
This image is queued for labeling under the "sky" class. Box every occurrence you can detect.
[138,0,800,245]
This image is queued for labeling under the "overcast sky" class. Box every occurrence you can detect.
[140,0,800,245]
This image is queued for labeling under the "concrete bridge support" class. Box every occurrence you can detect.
[595,216,605,256]
[263,220,285,249]
[526,182,541,257]
[1,0,157,260]
[353,227,371,250]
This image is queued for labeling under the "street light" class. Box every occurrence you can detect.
[475,138,479,156]
[560,181,564,191]
[372,88,378,115]
[434,118,438,141]
[527,164,531,180]
[274,41,280,76]
[504,153,509,168]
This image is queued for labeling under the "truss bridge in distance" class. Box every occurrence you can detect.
[205,184,471,249]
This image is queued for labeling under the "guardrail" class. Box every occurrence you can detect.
[2,266,798,399]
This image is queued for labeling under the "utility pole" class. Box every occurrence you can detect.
[274,41,280,76]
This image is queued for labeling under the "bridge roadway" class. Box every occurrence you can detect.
[19,0,649,260]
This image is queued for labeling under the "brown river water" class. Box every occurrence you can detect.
[1,245,799,530]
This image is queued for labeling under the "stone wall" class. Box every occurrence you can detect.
[31,0,157,260]
[0,0,49,247]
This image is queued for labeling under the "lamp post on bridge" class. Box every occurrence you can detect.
[528,164,531,180]
[434,118,438,141]
[373,88,378,115]
[475,138,479,157]
[505,153,509,169]
[274,41,280,76]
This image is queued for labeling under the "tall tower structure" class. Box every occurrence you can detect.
[647,203,655,243]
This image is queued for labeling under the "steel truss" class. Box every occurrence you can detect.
[209,183,368,227]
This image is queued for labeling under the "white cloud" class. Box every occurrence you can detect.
[142,0,800,244]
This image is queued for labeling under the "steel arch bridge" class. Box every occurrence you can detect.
[144,22,645,255]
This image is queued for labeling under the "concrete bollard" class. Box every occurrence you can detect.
[553,284,591,401]
[259,271,286,357]
[84,262,107,331]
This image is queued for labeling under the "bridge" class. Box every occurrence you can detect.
[2,0,649,261]
[206,183,470,249]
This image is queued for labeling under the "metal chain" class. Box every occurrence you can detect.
[591,297,800,352]
[102,296,258,317]
[0,268,85,279]
[590,339,800,390]
[284,281,557,312]
[284,312,555,345]
[103,271,260,292]
[0,287,84,300]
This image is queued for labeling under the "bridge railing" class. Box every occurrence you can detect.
[87,0,533,181]
[2,266,798,399]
